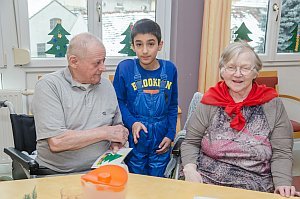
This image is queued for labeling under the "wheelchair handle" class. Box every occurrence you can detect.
[0,100,16,114]
[0,100,6,107]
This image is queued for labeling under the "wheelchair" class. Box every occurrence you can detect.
[164,92,203,179]
[1,100,60,180]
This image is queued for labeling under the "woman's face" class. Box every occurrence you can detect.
[221,51,258,98]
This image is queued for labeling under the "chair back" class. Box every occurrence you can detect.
[256,70,300,138]
[255,70,278,91]
[183,92,203,130]
[10,114,37,154]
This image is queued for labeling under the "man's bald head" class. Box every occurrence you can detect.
[67,32,105,60]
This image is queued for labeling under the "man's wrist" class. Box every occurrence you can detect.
[97,125,110,141]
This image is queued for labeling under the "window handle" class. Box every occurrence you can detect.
[96,2,102,22]
[273,3,279,21]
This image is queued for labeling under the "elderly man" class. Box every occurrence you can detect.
[32,32,128,173]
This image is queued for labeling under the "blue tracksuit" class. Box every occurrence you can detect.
[113,59,178,177]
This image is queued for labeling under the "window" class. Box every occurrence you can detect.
[36,43,46,57]
[102,0,156,56]
[15,0,171,67]
[28,0,88,59]
[231,0,300,63]
[115,2,124,12]
[50,18,61,30]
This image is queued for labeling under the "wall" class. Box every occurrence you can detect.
[170,0,204,124]
[262,65,300,122]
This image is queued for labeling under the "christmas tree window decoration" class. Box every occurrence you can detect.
[285,23,299,53]
[234,22,253,42]
[118,22,136,56]
[45,19,70,57]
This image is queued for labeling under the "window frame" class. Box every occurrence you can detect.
[231,0,300,66]
[14,0,172,68]
[0,16,4,68]
[0,73,2,89]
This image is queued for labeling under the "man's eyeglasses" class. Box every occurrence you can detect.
[223,65,256,76]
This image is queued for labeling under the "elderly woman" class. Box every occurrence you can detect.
[181,41,299,197]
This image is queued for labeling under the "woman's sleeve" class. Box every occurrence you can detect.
[181,103,213,166]
[269,98,293,187]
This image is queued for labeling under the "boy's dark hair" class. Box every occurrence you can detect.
[131,19,161,44]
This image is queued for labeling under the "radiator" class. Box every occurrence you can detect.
[0,90,23,165]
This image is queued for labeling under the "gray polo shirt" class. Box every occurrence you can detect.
[32,67,122,172]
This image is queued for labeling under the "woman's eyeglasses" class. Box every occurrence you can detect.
[223,65,256,76]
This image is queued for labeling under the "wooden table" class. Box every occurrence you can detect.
[0,173,295,199]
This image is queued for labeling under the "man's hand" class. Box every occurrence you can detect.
[274,186,300,197]
[183,163,203,183]
[109,124,129,146]
[156,137,172,154]
[132,122,148,144]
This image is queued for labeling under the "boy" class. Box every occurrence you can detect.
[113,19,178,177]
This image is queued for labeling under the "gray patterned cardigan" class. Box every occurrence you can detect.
[181,96,293,187]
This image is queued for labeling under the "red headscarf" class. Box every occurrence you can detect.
[201,81,278,131]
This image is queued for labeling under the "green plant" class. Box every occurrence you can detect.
[23,186,37,199]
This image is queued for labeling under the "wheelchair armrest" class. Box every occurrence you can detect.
[4,147,39,172]
[172,130,186,156]
[172,137,185,156]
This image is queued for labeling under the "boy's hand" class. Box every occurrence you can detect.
[132,122,148,144]
[110,142,123,154]
[156,137,172,154]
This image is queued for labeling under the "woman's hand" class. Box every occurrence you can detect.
[274,186,300,197]
[156,137,172,154]
[132,122,148,144]
[183,163,203,183]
